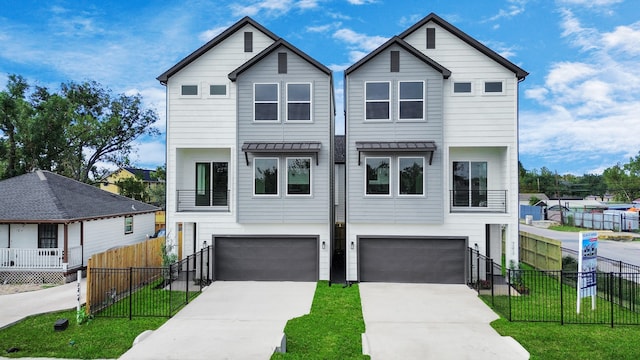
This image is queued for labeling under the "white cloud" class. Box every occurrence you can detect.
[347,0,376,4]
[199,26,229,42]
[558,0,623,6]
[333,28,388,52]
[486,0,528,22]
[520,11,640,174]
[230,0,318,17]
[307,24,333,33]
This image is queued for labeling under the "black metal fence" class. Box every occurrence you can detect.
[89,246,213,319]
[468,247,640,326]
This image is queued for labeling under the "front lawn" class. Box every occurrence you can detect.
[272,281,369,360]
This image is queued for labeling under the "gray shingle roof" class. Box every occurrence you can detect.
[0,171,158,223]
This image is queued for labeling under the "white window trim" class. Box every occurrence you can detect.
[253,83,280,122]
[206,82,229,98]
[364,156,392,197]
[253,157,280,196]
[179,84,200,98]
[286,157,312,196]
[364,81,391,122]
[124,215,134,234]
[482,80,505,95]
[451,80,474,96]
[397,80,425,121]
[286,83,313,122]
[397,156,425,197]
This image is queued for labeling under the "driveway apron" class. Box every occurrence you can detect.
[119,281,315,360]
[359,283,529,360]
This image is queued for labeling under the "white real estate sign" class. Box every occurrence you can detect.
[577,232,598,313]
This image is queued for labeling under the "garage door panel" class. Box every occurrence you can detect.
[215,237,318,281]
[359,238,465,284]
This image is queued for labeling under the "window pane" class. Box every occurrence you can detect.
[38,224,58,248]
[399,101,423,119]
[366,158,389,195]
[255,103,278,121]
[400,82,423,99]
[213,162,228,206]
[287,158,311,195]
[181,85,198,96]
[366,102,389,119]
[366,82,389,100]
[210,85,226,95]
[471,162,487,207]
[125,216,133,234]
[255,158,278,195]
[255,84,278,101]
[287,84,310,101]
[453,161,470,206]
[454,82,472,93]
[399,157,424,195]
[288,103,310,120]
[485,82,503,93]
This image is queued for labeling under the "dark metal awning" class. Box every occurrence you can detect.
[242,142,322,165]
[355,141,437,165]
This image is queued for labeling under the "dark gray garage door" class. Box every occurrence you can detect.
[214,236,318,281]
[359,237,466,283]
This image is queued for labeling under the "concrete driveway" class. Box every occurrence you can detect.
[360,283,529,360]
[119,281,316,360]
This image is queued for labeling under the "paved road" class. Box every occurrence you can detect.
[520,224,640,267]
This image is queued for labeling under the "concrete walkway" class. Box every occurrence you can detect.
[0,278,86,329]
[119,281,316,360]
[360,283,529,360]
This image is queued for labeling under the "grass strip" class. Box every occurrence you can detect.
[272,281,369,360]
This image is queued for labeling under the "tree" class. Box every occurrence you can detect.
[0,75,30,179]
[148,165,166,208]
[115,175,149,202]
[603,153,640,202]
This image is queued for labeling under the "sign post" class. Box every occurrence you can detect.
[577,232,597,313]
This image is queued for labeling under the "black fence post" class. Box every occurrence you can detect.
[476,251,480,294]
[560,271,564,325]
[207,245,211,284]
[490,257,494,307]
[200,248,204,291]
[610,272,614,328]
[129,267,133,321]
[186,255,190,304]
[508,268,512,322]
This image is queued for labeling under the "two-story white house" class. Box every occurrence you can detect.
[343,13,527,283]
[158,17,334,281]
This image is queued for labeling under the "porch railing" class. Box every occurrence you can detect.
[450,190,507,213]
[0,247,83,270]
[176,190,230,212]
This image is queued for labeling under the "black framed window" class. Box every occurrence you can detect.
[38,224,58,248]
[195,162,228,206]
[453,161,487,207]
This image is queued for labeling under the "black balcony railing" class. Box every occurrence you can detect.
[177,190,230,212]
[449,190,507,213]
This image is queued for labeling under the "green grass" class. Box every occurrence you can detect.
[272,281,369,360]
[548,225,586,232]
[482,269,640,359]
[0,282,198,359]
[0,309,166,359]
[491,319,640,359]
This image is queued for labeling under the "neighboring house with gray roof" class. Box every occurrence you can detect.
[0,170,158,283]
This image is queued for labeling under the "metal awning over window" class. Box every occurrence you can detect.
[242,142,322,165]
[355,141,437,165]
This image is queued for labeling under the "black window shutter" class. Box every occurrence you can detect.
[278,52,287,74]
[426,28,436,49]
[244,32,253,52]
[390,51,400,72]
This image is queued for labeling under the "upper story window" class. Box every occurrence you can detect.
[254,83,279,122]
[398,81,424,120]
[254,158,279,196]
[287,157,311,195]
[209,84,227,96]
[453,161,487,207]
[181,85,199,97]
[365,157,390,195]
[287,83,312,121]
[365,82,390,121]
[483,81,505,95]
[398,157,424,196]
[453,81,473,95]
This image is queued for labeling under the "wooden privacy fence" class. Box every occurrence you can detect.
[86,237,165,314]
[519,231,562,271]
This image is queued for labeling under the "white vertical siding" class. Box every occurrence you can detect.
[0,225,7,247]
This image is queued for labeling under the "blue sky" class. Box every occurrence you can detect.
[1,0,638,175]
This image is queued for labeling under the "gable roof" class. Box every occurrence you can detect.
[344,36,451,78]
[399,13,528,80]
[0,171,158,223]
[156,16,279,84]
[228,38,332,81]
[121,167,160,182]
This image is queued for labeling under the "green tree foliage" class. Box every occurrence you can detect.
[0,75,159,182]
[148,165,166,208]
[603,153,640,202]
[114,175,149,202]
